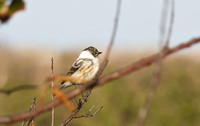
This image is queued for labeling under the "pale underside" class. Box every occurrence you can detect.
[61,50,99,88]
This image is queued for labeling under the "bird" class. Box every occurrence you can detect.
[61,46,102,88]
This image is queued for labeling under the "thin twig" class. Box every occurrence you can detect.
[21,97,36,126]
[61,88,93,126]
[73,106,103,119]
[165,0,175,47]
[159,0,169,48]
[0,37,200,124]
[61,106,103,126]
[136,57,162,126]
[88,0,122,87]
[104,0,122,60]
[51,57,55,126]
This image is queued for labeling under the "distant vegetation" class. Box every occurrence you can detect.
[0,49,200,126]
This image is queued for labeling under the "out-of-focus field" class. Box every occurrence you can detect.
[0,48,200,126]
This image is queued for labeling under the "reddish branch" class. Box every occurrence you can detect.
[0,37,199,124]
[98,37,200,86]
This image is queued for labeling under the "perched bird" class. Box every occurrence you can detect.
[61,46,102,88]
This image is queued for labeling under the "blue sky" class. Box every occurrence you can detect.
[0,0,200,52]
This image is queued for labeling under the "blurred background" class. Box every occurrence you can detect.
[0,0,200,126]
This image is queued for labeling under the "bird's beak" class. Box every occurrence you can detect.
[98,52,102,55]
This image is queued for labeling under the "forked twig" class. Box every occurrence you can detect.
[73,106,103,119]
[62,105,103,126]
[61,88,93,126]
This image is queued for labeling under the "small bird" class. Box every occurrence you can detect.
[61,46,102,88]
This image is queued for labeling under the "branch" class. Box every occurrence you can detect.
[0,85,37,95]
[0,37,199,124]
[89,0,122,85]
[136,1,175,125]
[21,97,36,126]
[98,37,199,86]
[51,57,55,126]
[165,0,175,47]
[61,105,103,126]
[73,106,103,119]
[61,88,93,126]
[159,0,169,48]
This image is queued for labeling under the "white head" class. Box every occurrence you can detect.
[78,46,102,59]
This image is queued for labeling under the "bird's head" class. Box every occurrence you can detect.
[84,46,102,57]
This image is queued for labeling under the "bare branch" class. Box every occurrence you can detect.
[165,0,175,47]
[0,85,37,95]
[51,57,55,126]
[104,0,122,60]
[136,1,175,125]
[61,88,93,126]
[99,37,200,87]
[21,97,36,126]
[90,0,122,85]
[73,106,103,119]
[136,57,162,126]
[159,0,169,48]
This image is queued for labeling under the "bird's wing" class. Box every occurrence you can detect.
[61,59,84,84]
[67,59,83,75]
